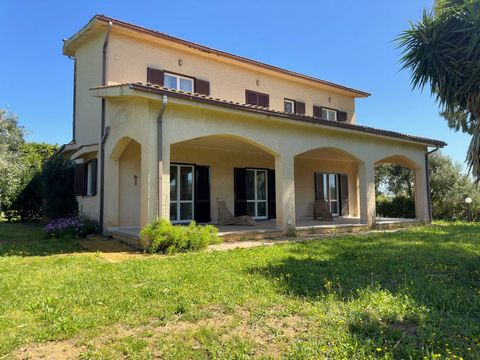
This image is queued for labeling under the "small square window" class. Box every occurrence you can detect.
[284,99,295,114]
[322,108,337,121]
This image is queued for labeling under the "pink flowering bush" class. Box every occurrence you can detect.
[44,216,99,238]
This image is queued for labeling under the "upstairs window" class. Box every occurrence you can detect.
[284,99,295,114]
[245,90,269,107]
[322,108,337,121]
[164,73,194,92]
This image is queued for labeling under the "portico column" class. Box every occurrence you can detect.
[358,161,376,226]
[275,153,296,231]
[414,165,429,222]
[158,138,170,221]
[140,132,158,229]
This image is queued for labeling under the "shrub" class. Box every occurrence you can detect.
[141,220,222,254]
[376,196,415,219]
[44,216,99,238]
[41,155,78,220]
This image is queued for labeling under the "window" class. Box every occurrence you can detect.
[284,99,295,113]
[164,73,194,92]
[74,159,97,197]
[245,90,269,107]
[322,108,337,121]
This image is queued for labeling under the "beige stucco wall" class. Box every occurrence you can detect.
[106,32,357,123]
[118,140,141,227]
[74,32,104,146]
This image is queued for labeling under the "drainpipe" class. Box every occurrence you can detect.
[99,20,113,232]
[425,146,440,222]
[157,95,168,218]
[68,56,77,143]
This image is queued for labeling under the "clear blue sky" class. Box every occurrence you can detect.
[0,0,469,169]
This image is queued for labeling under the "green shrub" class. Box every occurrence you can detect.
[376,196,415,219]
[140,220,222,254]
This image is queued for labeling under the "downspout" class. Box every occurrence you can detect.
[68,56,77,143]
[157,95,168,218]
[425,146,440,222]
[99,20,113,232]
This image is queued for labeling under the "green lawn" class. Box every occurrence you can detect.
[0,222,479,359]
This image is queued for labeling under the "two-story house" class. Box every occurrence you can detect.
[61,15,445,244]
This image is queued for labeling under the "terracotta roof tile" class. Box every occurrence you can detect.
[91,82,446,148]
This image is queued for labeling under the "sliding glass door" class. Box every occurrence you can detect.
[170,165,194,223]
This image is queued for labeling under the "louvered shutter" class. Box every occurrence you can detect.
[258,93,269,107]
[234,168,247,216]
[339,174,349,216]
[338,111,348,122]
[315,173,325,201]
[194,165,211,223]
[296,101,305,114]
[147,67,164,86]
[268,169,276,219]
[245,90,257,105]
[74,163,86,196]
[313,106,323,118]
[195,79,210,96]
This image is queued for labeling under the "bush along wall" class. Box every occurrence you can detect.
[141,220,222,254]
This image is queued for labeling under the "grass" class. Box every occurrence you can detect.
[0,222,479,359]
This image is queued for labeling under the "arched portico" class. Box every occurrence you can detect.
[165,134,295,229]
[375,154,429,221]
[294,147,362,221]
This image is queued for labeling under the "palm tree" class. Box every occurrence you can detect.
[398,0,480,179]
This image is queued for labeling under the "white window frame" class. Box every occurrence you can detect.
[164,73,194,92]
[170,164,195,223]
[284,99,295,114]
[246,169,268,220]
[322,108,337,121]
[320,173,339,216]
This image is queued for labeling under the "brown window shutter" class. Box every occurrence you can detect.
[339,174,349,215]
[91,159,98,196]
[313,106,323,118]
[74,163,86,196]
[295,101,305,114]
[245,90,257,105]
[195,79,210,96]
[147,67,164,86]
[338,111,348,122]
[258,93,269,108]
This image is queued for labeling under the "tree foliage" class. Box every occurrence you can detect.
[375,164,414,198]
[0,110,27,210]
[398,0,480,179]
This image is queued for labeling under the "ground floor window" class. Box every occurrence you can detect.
[170,164,194,223]
[246,169,268,219]
[315,173,339,216]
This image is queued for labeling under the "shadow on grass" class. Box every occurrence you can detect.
[250,223,480,358]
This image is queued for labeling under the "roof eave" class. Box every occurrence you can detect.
[90,83,446,148]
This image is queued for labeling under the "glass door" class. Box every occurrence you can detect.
[246,169,268,219]
[317,173,339,216]
[170,164,194,223]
